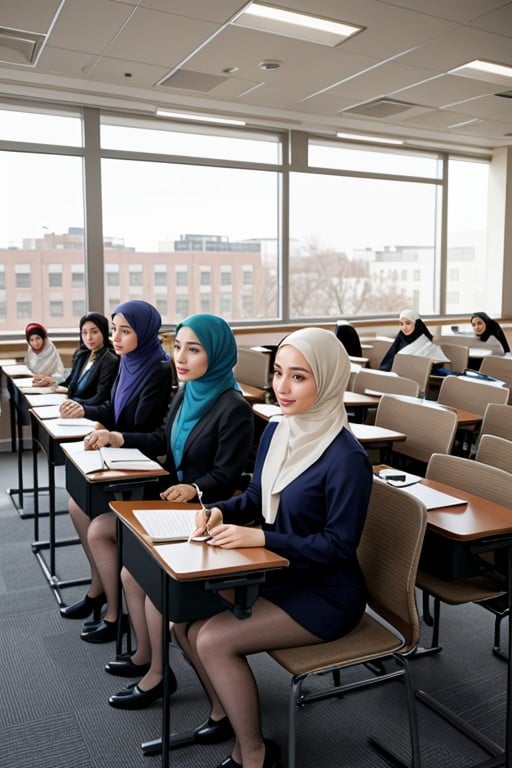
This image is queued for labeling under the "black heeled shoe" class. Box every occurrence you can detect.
[105,656,151,677]
[59,592,106,621]
[108,669,177,710]
[194,715,234,744]
[80,613,129,644]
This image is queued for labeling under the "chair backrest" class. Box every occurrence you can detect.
[475,434,512,474]
[436,343,469,374]
[361,336,393,369]
[375,394,457,464]
[352,368,419,397]
[479,356,512,403]
[233,347,272,389]
[480,403,512,441]
[437,375,510,416]
[358,478,427,646]
[426,452,512,508]
[335,321,363,357]
[391,354,433,394]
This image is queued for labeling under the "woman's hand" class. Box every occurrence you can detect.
[83,429,113,450]
[207,524,265,549]
[59,400,85,418]
[189,506,223,539]
[160,483,197,503]
[32,374,55,387]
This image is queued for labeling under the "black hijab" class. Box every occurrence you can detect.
[471,312,510,354]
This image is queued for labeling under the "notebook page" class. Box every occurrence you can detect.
[133,507,198,542]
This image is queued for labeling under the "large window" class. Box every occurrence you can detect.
[446,158,489,313]
[0,103,495,333]
[289,170,440,318]
[0,130,85,331]
[101,160,280,323]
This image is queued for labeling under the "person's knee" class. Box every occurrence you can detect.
[196,622,222,660]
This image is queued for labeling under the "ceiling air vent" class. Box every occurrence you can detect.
[0,26,47,66]
[342,98,417,118]
[159,69,229,92]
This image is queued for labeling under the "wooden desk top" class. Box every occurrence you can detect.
[421,478,512,542]
[111,500,288,581]
[252,404,406,444]
[239,382,268,404]
[374,466,512,542]
[61,441,169,483]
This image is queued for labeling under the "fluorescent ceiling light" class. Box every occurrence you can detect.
[232,3,364,47]
[336,131,404,145]
[156,109,246,126]
[450,59,512,86]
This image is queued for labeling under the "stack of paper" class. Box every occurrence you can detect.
[133,507,197,542]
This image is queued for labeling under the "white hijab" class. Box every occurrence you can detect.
[260,327,350,523]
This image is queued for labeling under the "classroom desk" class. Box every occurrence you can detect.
[252,403,406,461]
[29,410,97,603]
[4,371,66,515]
[374,470,512,767]
[60,441,169,631]
[238,381,269,404]
[110,500,288,767]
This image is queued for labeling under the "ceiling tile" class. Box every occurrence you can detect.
[394,73,501,108]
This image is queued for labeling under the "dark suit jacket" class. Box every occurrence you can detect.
[63,347,119,405]
[83,360,172,432]
[123,388,254,502]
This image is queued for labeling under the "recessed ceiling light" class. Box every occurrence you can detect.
[450,59,512,85]
[155,109,246,126]
[232,3,364,47]
[336,131,404,145]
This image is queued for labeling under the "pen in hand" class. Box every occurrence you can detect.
[192,483,211,534]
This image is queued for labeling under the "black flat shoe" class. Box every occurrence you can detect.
[108,680,164,710]
[194,715,234,744]
[262,739,281,768]
[105,657,151,677]
[59,592,106,621]
[80,618,117,644]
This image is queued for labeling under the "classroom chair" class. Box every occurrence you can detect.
[417,453,512,658]
[479,355,512,403]
[352,369,419,398]
[233,347,273,391]
[475,434,512,474]
[360,337,393,370]
[269,478,427,768]
[478,402,512,443]
[375,394,457,473]
[391,354,433,397]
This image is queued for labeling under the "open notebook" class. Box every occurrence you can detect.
[133,507,197,542]
[71,446,162,474]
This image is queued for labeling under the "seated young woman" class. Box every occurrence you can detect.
[31,312,119,405]
[172,327,373,768]
[471,312,510,355]
[24,322,64,379]
[97,314,254,709]
[379,308,449,372]
[59,300,173,642]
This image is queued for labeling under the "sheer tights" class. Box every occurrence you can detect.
[174,598,321,768]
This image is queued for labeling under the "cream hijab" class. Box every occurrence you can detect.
[260,327,350,523]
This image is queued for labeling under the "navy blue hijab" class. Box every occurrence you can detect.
[112,300,170,420]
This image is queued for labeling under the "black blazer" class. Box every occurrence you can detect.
[123,388,254,502]
[83,360,172,433]
[63,347,119,405]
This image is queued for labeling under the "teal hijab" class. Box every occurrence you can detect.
[171,314,238,470]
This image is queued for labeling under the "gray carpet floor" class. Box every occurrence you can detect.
[0,450,509,768]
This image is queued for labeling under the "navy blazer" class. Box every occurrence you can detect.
[62,346,119,405]
[123,388,254,502]
[83,360,172,433]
